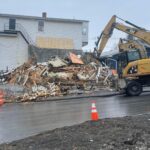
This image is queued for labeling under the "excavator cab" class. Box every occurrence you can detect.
[112,49,141,77]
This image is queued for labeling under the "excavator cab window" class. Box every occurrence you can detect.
[127,49,141,62]
[145,46,150,58]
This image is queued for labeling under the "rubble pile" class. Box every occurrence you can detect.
[1,53,113,102]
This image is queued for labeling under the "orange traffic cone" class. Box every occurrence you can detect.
[0,91,4,106]
[91,101,99,121]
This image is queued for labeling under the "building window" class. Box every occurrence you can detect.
[82,27,87,35]
[38,20,44,31]
[9,18,16,30]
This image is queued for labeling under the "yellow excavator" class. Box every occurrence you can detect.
[95,15,150,96]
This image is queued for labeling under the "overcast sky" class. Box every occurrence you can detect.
[1,0,150,53]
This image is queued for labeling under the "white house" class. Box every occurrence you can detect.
[0,12,89,70]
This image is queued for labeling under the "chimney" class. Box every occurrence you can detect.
[42,12,47,18]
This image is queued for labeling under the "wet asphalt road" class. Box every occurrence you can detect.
[0,93,150,144]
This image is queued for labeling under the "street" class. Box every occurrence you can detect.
[0,93,150,144]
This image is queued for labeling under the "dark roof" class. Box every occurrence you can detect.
[0,13,89,23]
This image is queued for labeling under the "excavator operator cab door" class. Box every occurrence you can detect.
[116,52,128,77]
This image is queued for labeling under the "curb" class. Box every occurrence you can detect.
[45,92,121,102]
[4,92,121,104]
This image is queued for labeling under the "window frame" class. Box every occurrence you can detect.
[38,20,44,32]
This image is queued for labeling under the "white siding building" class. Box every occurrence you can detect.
[0,13,89,70]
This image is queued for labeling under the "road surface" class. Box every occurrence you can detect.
[0,93,150,143]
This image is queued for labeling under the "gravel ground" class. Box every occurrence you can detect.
[0,114,150,150]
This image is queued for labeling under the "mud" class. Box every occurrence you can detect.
[0,114,150,150]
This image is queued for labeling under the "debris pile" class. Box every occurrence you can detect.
[1,53,113,102]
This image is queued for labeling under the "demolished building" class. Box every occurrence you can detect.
[0,53,113,102]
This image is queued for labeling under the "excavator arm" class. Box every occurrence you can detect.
[96,15,116,56]
[96,15,150,57]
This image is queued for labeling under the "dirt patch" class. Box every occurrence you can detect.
[0,114,150,150]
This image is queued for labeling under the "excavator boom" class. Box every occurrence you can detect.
[115,23,150,44]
